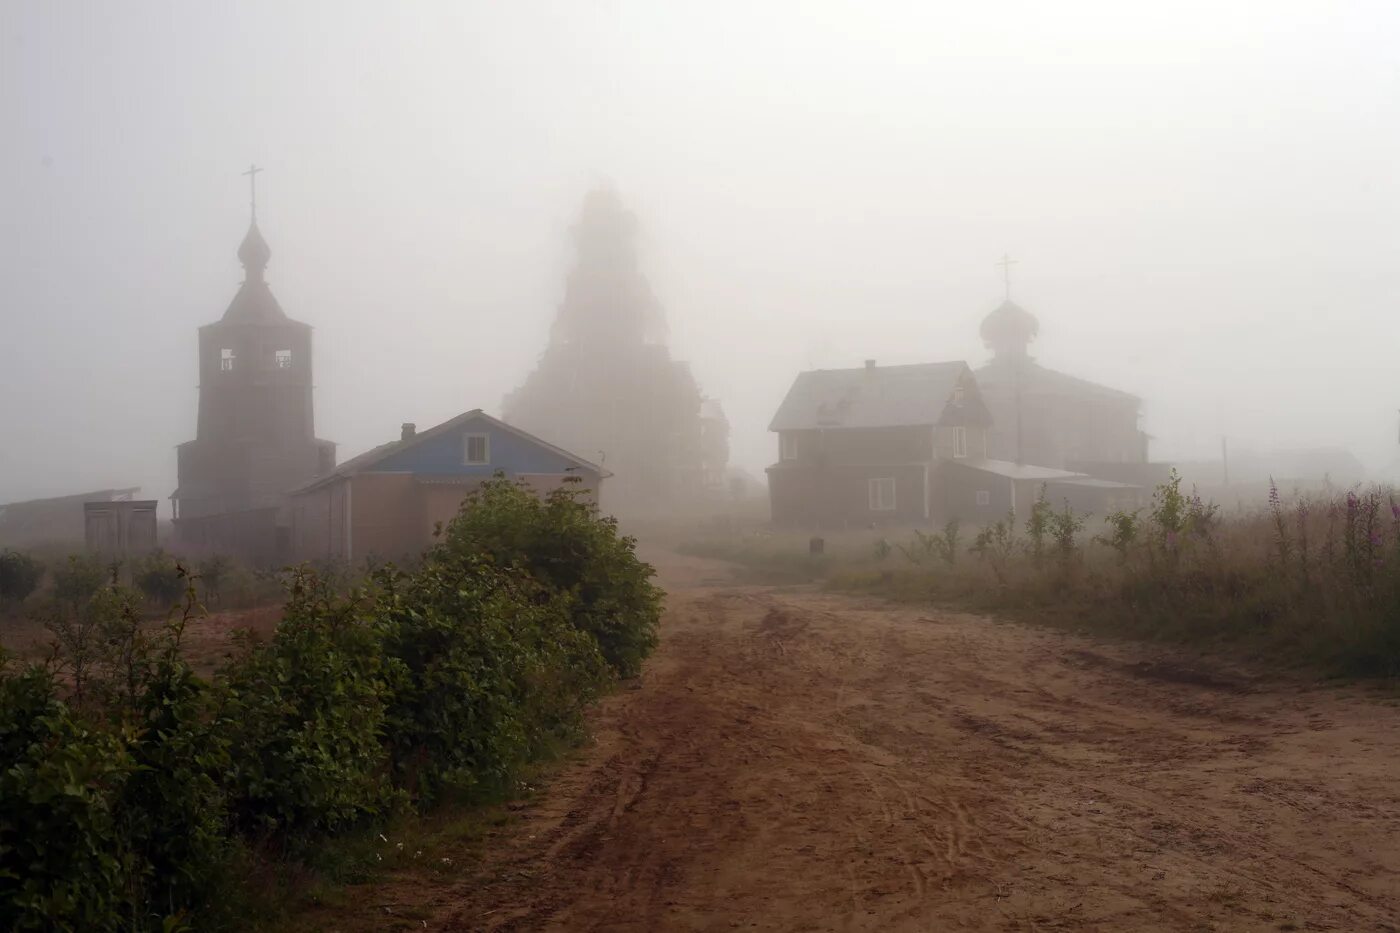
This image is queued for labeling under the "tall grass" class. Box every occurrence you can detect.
[684,473,1400,679]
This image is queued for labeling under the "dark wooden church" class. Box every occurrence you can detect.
[171,196,335,564]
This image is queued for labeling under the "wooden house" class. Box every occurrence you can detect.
[766,361,992,528]
[288,410,605,565]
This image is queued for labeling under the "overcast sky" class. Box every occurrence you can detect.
[4,1,1399,509]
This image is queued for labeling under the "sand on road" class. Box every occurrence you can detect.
[427,551,1400,932]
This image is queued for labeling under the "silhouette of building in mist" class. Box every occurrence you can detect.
[503,187,728,515]
[171,216,335,564]
[0,487,143,550]
[974,298,1148,471]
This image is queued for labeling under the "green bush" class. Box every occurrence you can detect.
[0,483,664,926]
[0,661,137,932]
[1,579,235,932]
[222,571,398,844]
[441,477,663,677]
[51,554,108,609]
[375,557,607,802]
[0,551,43,606]
[132,550,184,608]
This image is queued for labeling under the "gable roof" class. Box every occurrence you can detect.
[291,410,606,494]
[976,357,1140,404]
[769,362,974,431]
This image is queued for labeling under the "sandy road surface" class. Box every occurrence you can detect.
[432,552,1400,932]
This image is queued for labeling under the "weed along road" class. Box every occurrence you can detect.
[433,550,1400,931]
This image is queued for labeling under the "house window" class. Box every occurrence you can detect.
[780,433,799,461]
[953,385,965,405]
[220,348,235,371]
[275,349,292,369]
[464,433,490,465]
[976,490,991,506]
[953,426,968,459]
[869,477,896,512]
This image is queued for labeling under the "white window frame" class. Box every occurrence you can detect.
[953,425,968,459]
[868,477,896,512]
[780,432,799,461]
[275,349,293,369]
[463,433,490,465]
[220,348,236,372]
[975,490,991,506]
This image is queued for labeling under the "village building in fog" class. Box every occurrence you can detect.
[503,188,729,516]
[0,487,144,551]
[170,186,336,564]
[287,410,604,564]
[766,273,1153,529]
[767,361,991,526]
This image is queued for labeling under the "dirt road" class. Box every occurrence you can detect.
[430,552,1400,932]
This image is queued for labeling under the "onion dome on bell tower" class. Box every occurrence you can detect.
[980,299,1039,360]
[237,221,271,281]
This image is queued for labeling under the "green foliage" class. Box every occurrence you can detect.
[375,559,607,802]
[222,570,398,843]
[0,661,136,932]
[970,510,1019,583]
[1096,509,1142,563]
[1025,488,1053,565]
[195,555,230,604]
[51,554,108,609]
[1048,501,1086,563]
[0,551,43,606]
[0,482,662,927]
[439,477,663,678]
[1,577,232,932]
[133,551,184,609]
[895,522,960,567]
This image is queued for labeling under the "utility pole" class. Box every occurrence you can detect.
[1221,435,1230,487]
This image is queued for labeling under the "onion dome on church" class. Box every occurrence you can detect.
[237,221,272,278]
[980,299,1039,359]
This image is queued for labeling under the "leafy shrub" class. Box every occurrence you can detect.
[0,483,664,926]
[222,571,398,844]
[439,478,663,677]
[0,660,136,932]
[1,577,234,932]
[133,550,184,608]
[0,551,43,606]
[375,558,607,802]
[51,554,108,609]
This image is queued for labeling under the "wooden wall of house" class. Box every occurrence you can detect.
[769,463,927,529]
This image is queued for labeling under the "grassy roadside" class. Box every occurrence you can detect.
[675,493,1400,684]
[242,736,581,932]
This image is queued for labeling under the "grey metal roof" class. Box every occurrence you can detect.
[951,459,1089,481]
[769,362,972,431]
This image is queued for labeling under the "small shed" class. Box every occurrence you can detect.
[84,499,159,561]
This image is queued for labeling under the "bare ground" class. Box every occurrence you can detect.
[344,550,1400,931]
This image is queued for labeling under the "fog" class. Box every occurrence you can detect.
[4,0,1400,511]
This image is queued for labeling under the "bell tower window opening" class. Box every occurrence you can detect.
[275,349,292,369]
[220,348,236,372]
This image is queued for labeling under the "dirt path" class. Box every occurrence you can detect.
[425,551,1400,932]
